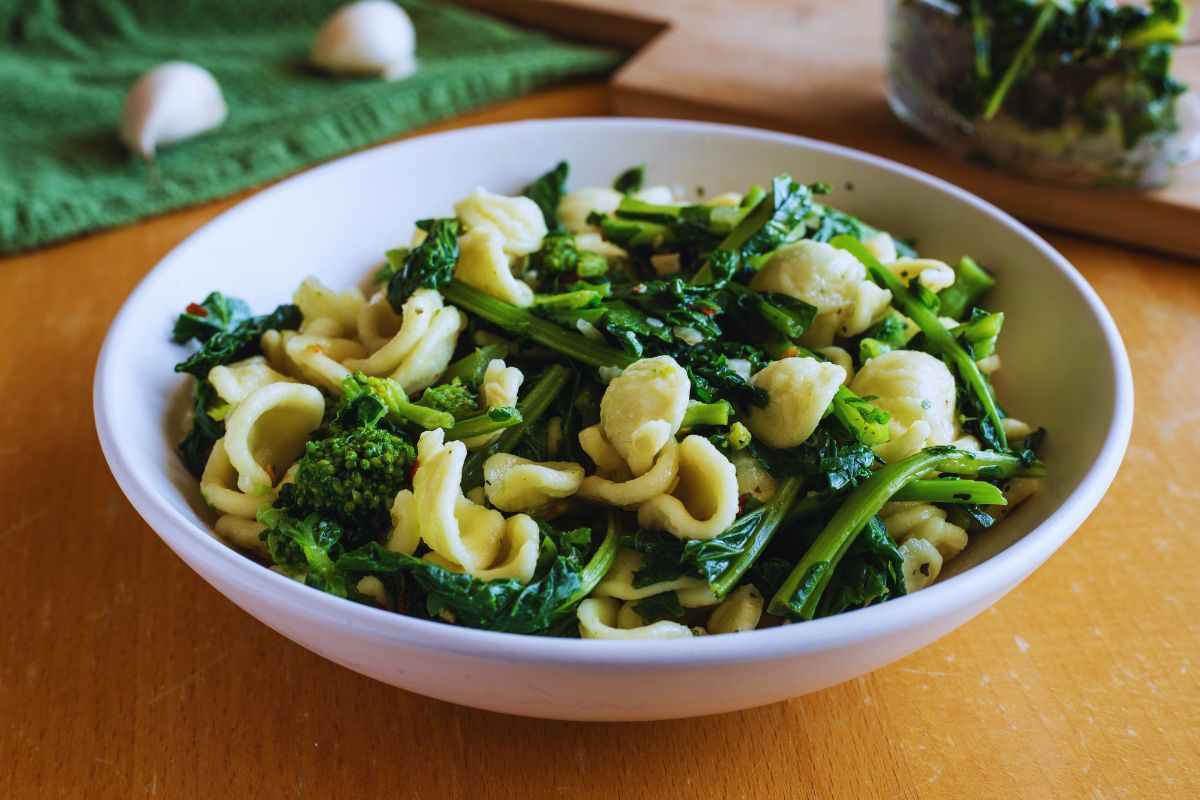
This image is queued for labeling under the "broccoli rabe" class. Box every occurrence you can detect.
[178,379,226,478]
[275,426,415,545]
[528,232,608,279]
[258,508,349,596]
[522,161,569,230]
[173,297,301,378]
[337,372,454,432]
[385,218,460,311]
[417,378,479,419]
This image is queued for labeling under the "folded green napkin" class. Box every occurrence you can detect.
[0,0,622,254]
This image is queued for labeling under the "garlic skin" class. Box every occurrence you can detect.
[311,0,418,80]
[120,62,228,160]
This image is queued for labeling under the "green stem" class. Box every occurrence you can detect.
[969,0,991,81]
[710,476,804,599]
[393,402,455,431]
[442,345,509,386]
[681,400,732,429]
[954,311,1004,359]
[690,191,776,284]
[443,407,522,441]
[789,344,892,446]
[442,281,635,370]
[832,236,1007,450]
[891,479,1006,505]
[460,365,571,489]
[770,447,1008,619]
[784,477,1009,527]
[938,256,995,320]
[936,449,1045,479]
[983,1,1057,120]
[556,512,621,614]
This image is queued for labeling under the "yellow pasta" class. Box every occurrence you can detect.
[746,356,846,449]
[636,435,739,541]
[577,597,694,640]
[221,383,325,494]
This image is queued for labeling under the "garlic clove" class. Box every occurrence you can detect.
[311,0,418,80]
[120,61,228,160]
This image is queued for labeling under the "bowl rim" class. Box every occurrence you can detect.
[93,116,1133,667]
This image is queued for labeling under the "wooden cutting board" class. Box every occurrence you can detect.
[465,0,1200,260]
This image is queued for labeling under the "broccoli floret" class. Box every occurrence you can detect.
[335,372,454,432]
[276,427,415,543]
[417,378,479,419]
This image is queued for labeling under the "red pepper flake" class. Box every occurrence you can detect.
[699,306,717,317]
[186,303,208,317]
[408,459,420,482]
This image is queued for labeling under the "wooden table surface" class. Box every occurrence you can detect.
[1,84,1198,799]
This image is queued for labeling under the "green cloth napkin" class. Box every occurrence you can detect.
[0,0,622,254]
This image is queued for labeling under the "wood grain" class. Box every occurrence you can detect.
[1,84,1198,799]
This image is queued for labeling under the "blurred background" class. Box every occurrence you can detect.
[4,0,1199,257]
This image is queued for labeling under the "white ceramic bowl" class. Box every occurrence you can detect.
[94,119,1132,721]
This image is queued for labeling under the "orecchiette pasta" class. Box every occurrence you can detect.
[880,501,968,558]
[706,191,742,207]
[592,548,717,607]
[557,187,622,234]
[733,452,777,503]
[750,240,892,346]
[989,477,1042,522]
[214,514,268,555]
[386,489,420,555]
[259,328,289,373]
[268,328,364,388]
[977,353,1002,374]
[454,226,535,307]
[816,345,855,385]
[284,331,356,392]
[293,277,364,337]
[222,383,325,494]
[706,585,764,634]
[578,423,630,479]
[746,356,846,449]
[637,435,739,540]
[462,359,524,449]
[389,304,463,394]
[483,453,585,512]
[345,288,442,375]
[577,597,694,640]
[1002,417,1036,440]
[887,257,956,292]
[355,576,390,608]
[850,349,958,463]
[424,513,540,584]
[356,289,403,352]
[899,537,943,593]
[599,355,690,476]
[410,429,505,573]
[454,188,547,256]
[574,231,627,260]
[863,230,899,263]
[577,435,679,508]
[207,356,291,406]
[299,316,343,337]
[200,438,276,518]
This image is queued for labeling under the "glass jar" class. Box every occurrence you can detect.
[885,0,1200,188]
